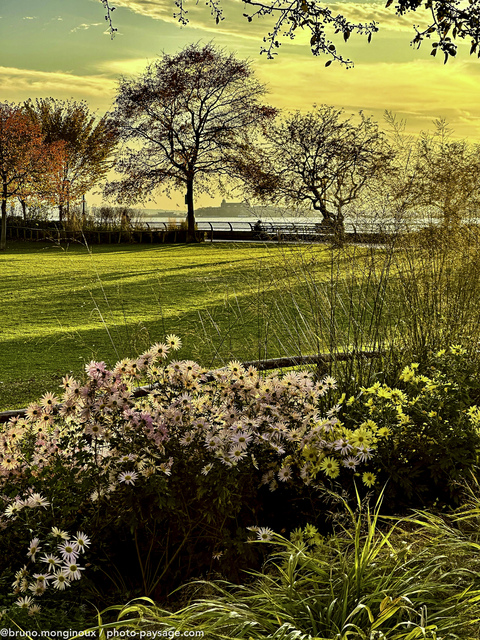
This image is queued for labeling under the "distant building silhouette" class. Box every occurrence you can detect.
[196,199,251,217]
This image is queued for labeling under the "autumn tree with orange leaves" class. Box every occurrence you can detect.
[24,98,118,224]
[0,102,64,250]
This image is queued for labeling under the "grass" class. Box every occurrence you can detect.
[3,227,480,411]
[1,240,343,410]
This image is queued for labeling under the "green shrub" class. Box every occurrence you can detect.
[339,346,480,507]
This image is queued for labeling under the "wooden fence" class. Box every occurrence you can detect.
[0,349,383,423]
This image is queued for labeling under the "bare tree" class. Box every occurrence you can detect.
[385,113,480,229]
[236,105,393,239]
[105,43,276,243]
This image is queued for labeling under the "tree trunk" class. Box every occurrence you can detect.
[1,189,7,251]
[185,177,196,243]
[333,209,345,246]
[19,198,27,221]
[59,204,64,224]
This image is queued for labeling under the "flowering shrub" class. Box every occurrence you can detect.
[12,522,90,614]
[0,336,383,599]
[339,346,480,506]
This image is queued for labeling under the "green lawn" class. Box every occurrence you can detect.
[1,240,350,410]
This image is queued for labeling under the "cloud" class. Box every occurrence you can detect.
[70,22,103,33]
[253,56,480,139]
[95,57,155,76]
[329,2,431,32]
[23,16,38,20]
[0,66,117,110]
[110,0,430,41]
[109,0,303,42]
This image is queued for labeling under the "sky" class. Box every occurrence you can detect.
[2,0,480,209]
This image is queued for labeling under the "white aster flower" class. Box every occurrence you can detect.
[27,538,41,560]
[73,532,91,553]
[278,465,293,482]
[4,502,23,518]
[26,493,50,509]
[41,553,62,571]
[52,571,70,590]
[62,562,84,581]
[118,470,138,485]
[15,596,33,609]
[257,527,274,541]
[58,541,79,563]
[51,527,69,540]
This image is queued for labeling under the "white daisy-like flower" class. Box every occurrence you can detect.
[4,502,23,518]
[51,527,69,540]
[73,532,91,553]
[180,432,195,446]
[165,334,182,351]
[149,342,170,359]
[343,456,360,470]
[41,553,62,571]
[15,596,33,609]
[62,562,84,581]
[29,582,46,596]
[257,527,274,541]
[28,603,41,616]
[333,439,353,455]
[201,463,213,476]
[278,465,293,482]
[52,571,70,590]
[269,442,285,455]
[58,541,79,563]
[231,431,252,449]
[356,445,373,462]
[261,470,274,485]
[118,470,138,485]
[228,448,247,463]
[27,538,41,560]
[159,458,173,476]
[26,493,50,509]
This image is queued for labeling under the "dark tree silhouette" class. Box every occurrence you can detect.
[105,43,276,243]
[24,99,118,224]
[235,105,393,239]
[100,0,480,66]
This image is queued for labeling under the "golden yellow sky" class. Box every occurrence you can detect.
[2,0,480,208]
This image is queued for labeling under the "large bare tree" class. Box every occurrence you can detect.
[105,43,276,242]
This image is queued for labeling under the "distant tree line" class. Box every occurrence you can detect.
[2,43,480,250]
